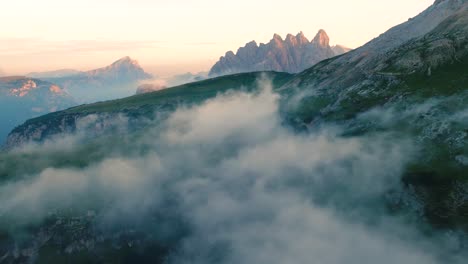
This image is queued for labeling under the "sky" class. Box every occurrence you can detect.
[0,0,434,77]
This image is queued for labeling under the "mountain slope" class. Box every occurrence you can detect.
[282,0,468,122]
[279,0,468,229]
[285,0,467,90]
[209,30,350,77]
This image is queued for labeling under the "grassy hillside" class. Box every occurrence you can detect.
[17,71,292,124]
[65,71,291,114]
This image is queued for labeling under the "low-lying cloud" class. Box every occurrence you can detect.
[0,80,465,262]
[137,72,208,94]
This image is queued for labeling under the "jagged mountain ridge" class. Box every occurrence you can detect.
[209,30,351,77]
[282,0,468,113]
[291,0,468,79]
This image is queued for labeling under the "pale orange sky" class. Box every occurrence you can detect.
[0,0,434,77]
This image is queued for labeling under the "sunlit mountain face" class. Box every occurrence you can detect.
[0,0,467,263]
[209,30,351,77]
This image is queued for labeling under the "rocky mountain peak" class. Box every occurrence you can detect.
[225,50,236,58]
[111,56,141,68]
[86,56,152,80]
[245,40,258,49]
[272,33,283,41]
[311,29,330,47]
[285,34,297,45]
[296,31,309,44]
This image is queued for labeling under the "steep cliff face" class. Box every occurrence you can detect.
[209,30,349,77]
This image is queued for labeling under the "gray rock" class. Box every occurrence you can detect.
[209,30,350,76]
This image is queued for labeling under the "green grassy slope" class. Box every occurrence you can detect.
[14,71,292,127]
[64,71,291,114]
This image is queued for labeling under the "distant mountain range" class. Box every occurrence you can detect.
[0,56,151,142]
[31,56,152,102]
[0,76,75,142]
[209,30,351,77]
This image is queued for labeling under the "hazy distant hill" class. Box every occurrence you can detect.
[209,30,351,77]
[43,56,152,103]
[0,76,75,142]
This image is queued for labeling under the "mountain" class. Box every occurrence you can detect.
[2,1,468,262]
[0,76,76,143]
[209,30,350,77]
[278,0,468,229]
[296,0,468,80]
[282,0,468,119]
[44,56,152,103]
[85,56,152,81]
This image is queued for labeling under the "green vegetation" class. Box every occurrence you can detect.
[14,72,292,131]
[65,72,291,114]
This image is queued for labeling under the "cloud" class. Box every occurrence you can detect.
[137,72,208,94]
[0,79,465,262]
[136,79,169,94]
